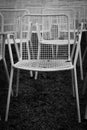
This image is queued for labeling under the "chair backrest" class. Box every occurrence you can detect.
[43,8,75,40]
[0,9,29,38]
[7,12,71,67]
[70,6,84,25]
[60,6,84,29]
[34,12,71,61]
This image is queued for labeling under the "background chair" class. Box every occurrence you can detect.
[33,8,83,80]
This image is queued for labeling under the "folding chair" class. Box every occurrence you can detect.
[5,14,83,123]
[0,13,9,82]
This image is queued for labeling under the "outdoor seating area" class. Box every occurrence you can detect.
[0,0,87,129]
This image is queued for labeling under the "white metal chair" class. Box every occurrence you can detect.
[5,14,83,123]
[0,13,9,82]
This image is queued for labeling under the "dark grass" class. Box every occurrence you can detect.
[0,33,87,129]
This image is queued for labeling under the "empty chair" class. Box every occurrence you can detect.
[5,14,83,123]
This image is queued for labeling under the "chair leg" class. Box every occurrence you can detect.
[3,58,9,83]
[34,43,41,80]
[79,48,83,80]
[5,67,14,121]
[85,105,87,119]
[71,69,75,97]
[82,47,87,63]
[30,71,33,77]
[82,72,87,95]
[74,67,81,123]
[16,69,20,97]
[35,71,38,80]
[3,58,13,96]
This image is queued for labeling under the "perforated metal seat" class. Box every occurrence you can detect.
[13,59,73,71]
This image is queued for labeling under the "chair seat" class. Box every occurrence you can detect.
[13,59,73,72]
